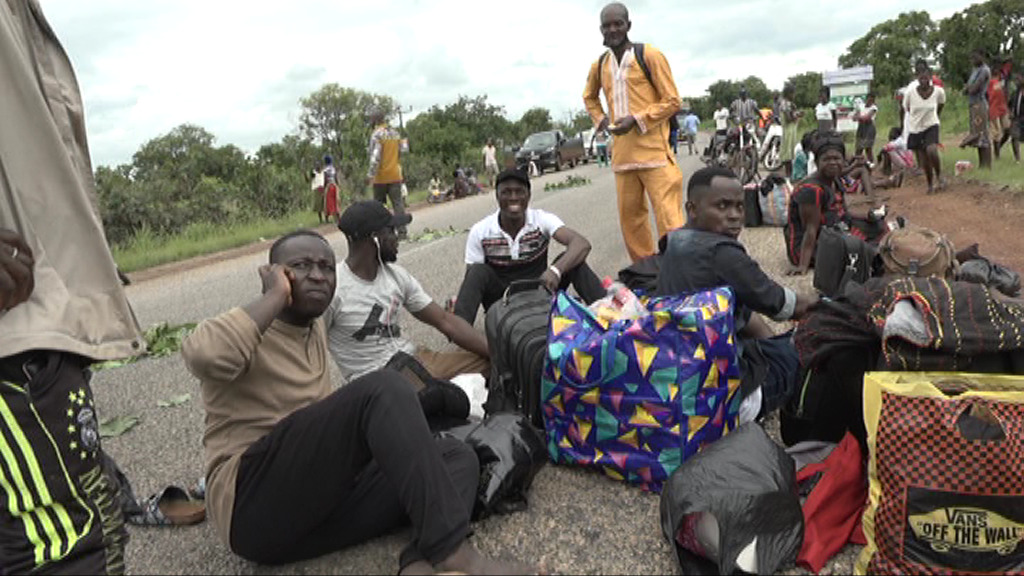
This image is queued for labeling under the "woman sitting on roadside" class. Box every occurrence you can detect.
[784,132,888,276]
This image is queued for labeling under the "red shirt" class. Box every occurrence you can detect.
[989,77,1009,119]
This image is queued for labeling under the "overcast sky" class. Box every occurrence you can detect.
[41,0,977,168]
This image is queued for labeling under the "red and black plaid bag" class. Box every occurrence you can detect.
[858,373,1024,575]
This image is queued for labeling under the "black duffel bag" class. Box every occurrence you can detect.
[813,226,877,298]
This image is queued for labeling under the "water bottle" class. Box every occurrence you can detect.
[601,277,646,320]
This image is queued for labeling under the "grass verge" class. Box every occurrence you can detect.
[938,144,1023,191]
[113,187,437,273]
[113,211,322,273]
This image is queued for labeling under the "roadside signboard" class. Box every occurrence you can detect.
[823,66,874,133]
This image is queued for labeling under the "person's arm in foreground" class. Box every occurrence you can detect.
[412,303,489,358]
[583,60,610,133]
[0,228,34,312]
[715,243,818,329]
[541,226,592,292]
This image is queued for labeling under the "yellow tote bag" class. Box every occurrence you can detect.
[857,372,1024,575]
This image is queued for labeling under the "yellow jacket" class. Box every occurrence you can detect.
[583,44,681,172]
[367,125,403,184]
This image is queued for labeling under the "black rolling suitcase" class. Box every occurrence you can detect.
[483,280,553,427]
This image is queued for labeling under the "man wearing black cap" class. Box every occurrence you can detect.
[452,169,605,325]
[327,200,490,383]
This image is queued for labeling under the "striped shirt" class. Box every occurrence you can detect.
[465,209,564,281]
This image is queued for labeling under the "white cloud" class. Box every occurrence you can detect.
[40,0,977,167]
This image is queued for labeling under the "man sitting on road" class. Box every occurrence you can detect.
[182,229,536,574]
[658,167,819,421]
[451,168,606,325]
[327,201,489,383]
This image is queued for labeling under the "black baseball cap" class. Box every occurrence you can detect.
[337,200,412,237]
[495,168,531,191]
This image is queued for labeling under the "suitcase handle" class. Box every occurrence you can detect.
[502,279,551,305]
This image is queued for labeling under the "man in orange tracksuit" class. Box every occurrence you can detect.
[366,112,408,239]
[583,2,684,262]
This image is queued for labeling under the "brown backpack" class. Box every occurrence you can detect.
[878,226,957,278]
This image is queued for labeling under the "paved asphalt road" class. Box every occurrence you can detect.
[94,147,832,575]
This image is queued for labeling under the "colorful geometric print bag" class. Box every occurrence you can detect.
[857,372,1024,575]
[541,287,743,493]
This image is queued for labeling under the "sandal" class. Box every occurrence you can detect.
[127,485,206,526]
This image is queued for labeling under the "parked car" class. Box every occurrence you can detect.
[578,127,596,162]
[515,130,585,174]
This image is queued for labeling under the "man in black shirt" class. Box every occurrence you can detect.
[657,166,819,417]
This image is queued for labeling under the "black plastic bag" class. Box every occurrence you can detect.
[440,413,547,520]
[384,351,470,431]
[958,257,1022,297]
[659,424,804,575]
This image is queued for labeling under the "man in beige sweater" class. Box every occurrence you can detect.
[182,230,535,574]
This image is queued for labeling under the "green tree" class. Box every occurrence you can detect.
[785,72,823,109]
[937,0,1024,86]
[515,107,554,142]
[838,11,938,94]
[555,109,595,136]
[739,76,772,108]
[706,79,741,111]
[130,124,227,196]
[298,84,396,176]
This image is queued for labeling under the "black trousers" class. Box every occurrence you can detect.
[453,258,606,325]
[0,351,129,575]
[229,371,478,569]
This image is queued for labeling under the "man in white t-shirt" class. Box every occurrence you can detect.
[713,103,730,135]
[452,168,606,325]
[327,201,489,382]
[482,139,499,187]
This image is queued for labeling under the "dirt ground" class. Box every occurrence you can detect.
[880,173,1024,273]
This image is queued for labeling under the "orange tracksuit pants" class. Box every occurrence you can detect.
[614,163,685,262]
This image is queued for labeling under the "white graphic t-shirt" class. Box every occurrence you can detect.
[325,261,432,381]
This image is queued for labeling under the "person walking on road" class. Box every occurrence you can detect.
[482,139,499,187]
[683,111,700,155]
[582,2,685,262]
[1,1,146,572]
[311,162,326,223]
[322,155,340,222]
[366,111,409,239]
